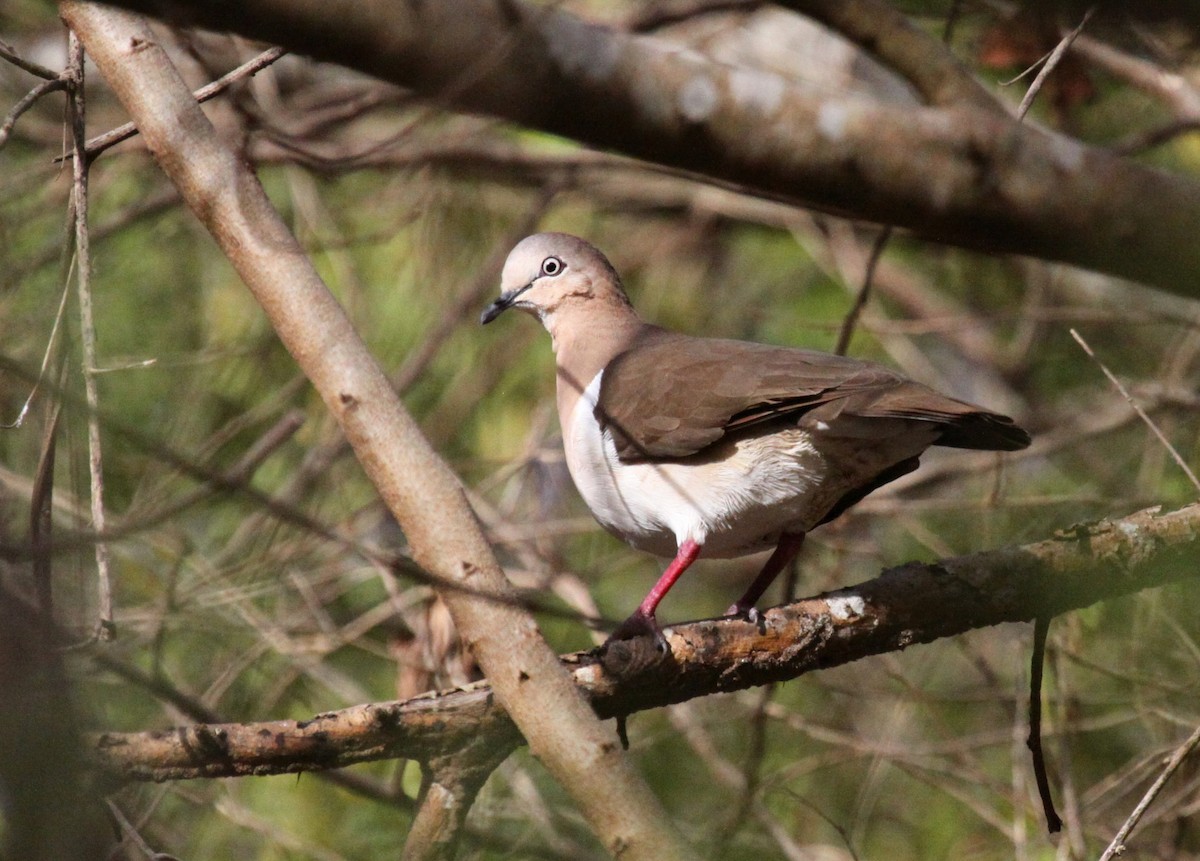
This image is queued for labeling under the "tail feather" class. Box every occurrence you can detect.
[935,411,1031,451]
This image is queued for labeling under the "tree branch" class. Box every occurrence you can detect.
[58,45,285,161]
[90,503,1200,783]
[776,0,1002,111]
[60,3,690,859]
[90,0,1200,295]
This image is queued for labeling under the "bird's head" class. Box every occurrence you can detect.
[480,232,632,328]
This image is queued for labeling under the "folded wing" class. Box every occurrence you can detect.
[597,328,1030,463]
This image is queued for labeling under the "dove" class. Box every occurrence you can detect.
[482,233,1029,643]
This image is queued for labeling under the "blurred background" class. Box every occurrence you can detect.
[2,1,1200,858]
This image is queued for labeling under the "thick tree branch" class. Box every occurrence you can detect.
[60,4,690,859]
[91,503,1200,783]
[777,0,1002,111]
[92,0,1200,295]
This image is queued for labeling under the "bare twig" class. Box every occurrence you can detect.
[1,279,72,429]
[1015,7,1095,119]
[833,226,891,356]
[9,183,180,282]
[1113,119,1200,155]
[64,29,115,641]
[1098,723,1200,861]
[85,409,308,543]
[1073,34,1200,121]
[1026,615,1062,832]
[0,38,59,79]
[105,800,169,860]
[0,77,67,150]
[1070,328,1200,496]
[1050,642,1087,855]
[393,186,558,393]
[58,45,285,162]
[31,391,63,650]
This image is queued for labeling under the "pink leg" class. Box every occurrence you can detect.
[725,532,806,620]
[607,539,702,645]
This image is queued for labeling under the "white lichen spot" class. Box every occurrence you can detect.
[668,45,710,67]
[544,11,619,81]
[816,101,849,141]
[918,108,956,138]
[1119,521,1139,540]
[573,664,600,685]
[1048,131,1085,173]
[827,595,865,620]
[928,169,957,212]
[679,74,719,122]
[729,68,784,115]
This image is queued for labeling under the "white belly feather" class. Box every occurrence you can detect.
[566,371,839,558]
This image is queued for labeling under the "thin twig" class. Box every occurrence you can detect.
[1,278,72,429]
[31,389,63,652]
[833,226,891,356]
[1015,7,1095,120]
[1070,328,1200,495]
[999,47,1058,87]
[1072,33,1200,122]
[393,185,558,393]
[0,38,59,79]
[0,77,67,150]
[942,0,963,45]
[1112,119,1200,155]
[65,31,115,641]
[58,45,286,162]
[106,800,170,860]
[1026,614,1062,833]
[1098,723,1200,861]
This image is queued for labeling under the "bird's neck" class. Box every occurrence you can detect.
[547,304,647,432]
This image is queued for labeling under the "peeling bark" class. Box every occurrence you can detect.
[90,503,1200,784]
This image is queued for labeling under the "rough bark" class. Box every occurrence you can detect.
[60,4,690,859]
[88,0,1200,296]
[91,503,1200,783]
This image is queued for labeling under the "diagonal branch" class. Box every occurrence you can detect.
[59,3,690,858]
[87,0,1200,295]
[56,45,285,162]
[90,502,1200,783]
[0,77,67,150]
[776,0,1003,111]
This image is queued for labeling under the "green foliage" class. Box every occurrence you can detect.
[3,4,1200,860]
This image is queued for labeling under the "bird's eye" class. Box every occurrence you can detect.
[540,256,564,277]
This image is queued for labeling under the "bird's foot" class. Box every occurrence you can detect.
[606,609,669,651]
[724,603,761,625]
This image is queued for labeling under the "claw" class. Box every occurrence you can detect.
[606,609,669,651]
[724,603,762,627]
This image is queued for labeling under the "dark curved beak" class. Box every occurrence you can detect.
[480,293,513,325]
[481,282,533,325]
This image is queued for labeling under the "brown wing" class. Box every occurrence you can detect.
[597,328,1029,462]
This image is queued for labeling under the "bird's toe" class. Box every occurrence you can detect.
[606,610,668,651]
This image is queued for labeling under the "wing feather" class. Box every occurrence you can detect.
[596,328,1029,462]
